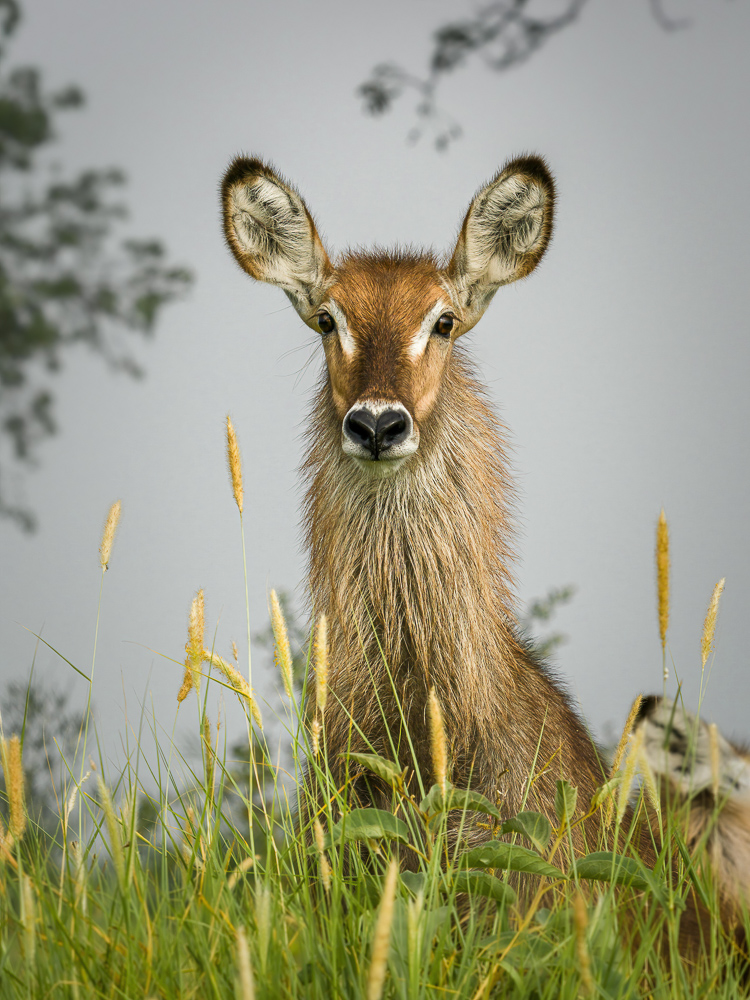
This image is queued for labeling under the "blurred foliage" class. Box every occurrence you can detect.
[0,0,192,530]
[521,583,576,659]
[0,675,84,837]
[359,0,692,150]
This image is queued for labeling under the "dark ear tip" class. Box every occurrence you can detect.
[221,155,274,198]
[500,154,555,198]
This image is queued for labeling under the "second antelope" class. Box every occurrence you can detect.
[221,154,749,948]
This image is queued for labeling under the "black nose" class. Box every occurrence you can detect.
[344,408,410,458]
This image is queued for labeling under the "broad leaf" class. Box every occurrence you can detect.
[461,841,565,879]
[419,782,500,820]
[323,808,410,848]
[451,871,517,904]
[501,811,552,852]
[345,751,405,786]
[573,851,651,890]
[401,872,427,896]
[554,780,578,827]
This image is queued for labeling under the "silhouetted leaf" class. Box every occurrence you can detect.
[346,752,405,786]
[420,782,500,820]
[450,871,517,904]
[322,808,410,848]
[573,851,651,890]
[554,780,578,827]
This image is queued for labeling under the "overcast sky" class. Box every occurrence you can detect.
[1,0,749,773]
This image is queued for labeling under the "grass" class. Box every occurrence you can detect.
[0,458,748,998]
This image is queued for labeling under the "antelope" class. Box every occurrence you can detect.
[220,154,747,951]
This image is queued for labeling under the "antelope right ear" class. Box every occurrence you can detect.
[447,156,555,325]
[221,157,333,318]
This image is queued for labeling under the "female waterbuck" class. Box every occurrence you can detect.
[220,155,749,941]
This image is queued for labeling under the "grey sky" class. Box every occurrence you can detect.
[1,0,749,768]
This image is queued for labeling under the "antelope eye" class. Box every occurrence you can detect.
[317,311,336,335]
[433,314,455,338]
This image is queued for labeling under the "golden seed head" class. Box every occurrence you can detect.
[226,415,244,514]
[98,775,125,889]
[656,508,670,653]
[311,716,322,757]
[184,590,205,696]
[314,614,329,714]
[312,817,331,891]
[609,694,643,780]
[616,724,645,825]
[701,578,725,671]
[270,590,294,699]
[202,650,263,729]
[367,858,399,1000]
[177,661,193,703]
[99,500,122,570]
[2,735,26,841]
[428,688,448,795]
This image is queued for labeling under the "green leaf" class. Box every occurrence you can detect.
[345,752,405,786]
[460,842,566,879]
[419,782,500,820]
[501,811,552,852]
[573,851,651,890]
[589,775,623,811]
[450,871,517,904]
[400,872,427,896]
[323,808,410,848]
[554,780,578,827]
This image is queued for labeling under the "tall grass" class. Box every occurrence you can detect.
[0,471,747,997]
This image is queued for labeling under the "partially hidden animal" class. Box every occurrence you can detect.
[220,154,749,950]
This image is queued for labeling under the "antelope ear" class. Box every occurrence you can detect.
[447,156,555,324]
[221,156,333,318]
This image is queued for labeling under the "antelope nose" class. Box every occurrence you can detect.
[344,409,378,455]
[376,411,408,453]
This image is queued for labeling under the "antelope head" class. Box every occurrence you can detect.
[221,156,554,475]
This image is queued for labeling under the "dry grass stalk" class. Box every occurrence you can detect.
[270,590,293,699]
[701,578,725,671]
[226,416,244,515]
[232,640,239,662]
[202,649,263,729]
[235,926,255,1000]
[2,734,26,840]
[313,817,331,892]
[315,614,329,714]
[709,722,721,801]
[98,776,126,889]
[99,500,122,570]
[656,509,670,657]
[573,892,594,996]
[366,858,399,1000]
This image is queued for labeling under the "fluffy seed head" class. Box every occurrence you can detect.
[573,892,593,996]
[367,858,399,1000]
[617,724,645,825]
[314,614,329,714]
[311,716,322,757]
[185,590,205,696]
[2,735,26,840]
[98,775,125,889]
[236,926,255,1000]
[226,415,244,514]
[701,578,725,671]
[656,509,670,654]
[313,817,331,892]
[99,500,122,570]
[270,590,293,699]
[203,649,263,729]
[428,688,448,795]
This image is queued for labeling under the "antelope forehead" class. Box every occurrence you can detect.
[326,296,450,359]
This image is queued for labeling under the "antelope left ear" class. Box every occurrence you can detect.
[446,156,555,324]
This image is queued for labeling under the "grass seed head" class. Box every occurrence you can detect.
[617,724,646,825]
[311,716,322,757]
[270,590,293,699]
[313,817,331,892]
[314,614,329,714]
[701,578,725,671]
[236,926,255,1000]
[656,508,670,655]
[367,858,399,1000]
[203,649,263,729]
[573,892,593,996]
[99,500,122,570]
[428,688,449,794]
[2,734,26,841]
[226,415,244,515]
[98,775,126,890]
[185,590,205,696]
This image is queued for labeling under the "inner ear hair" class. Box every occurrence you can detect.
[448,155,555,310]
[221,156,332,314]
